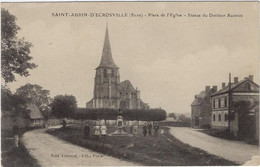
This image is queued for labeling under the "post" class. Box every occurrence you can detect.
[228,73,231,134]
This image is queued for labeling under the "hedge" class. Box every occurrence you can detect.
[74,108,166,121]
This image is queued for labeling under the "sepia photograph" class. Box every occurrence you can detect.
[1,1,259,166]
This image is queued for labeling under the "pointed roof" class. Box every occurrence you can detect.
[26,103,44,119]
[211,78,259,97]
[191,87,217,106]
[119,80,136,91]
[96,24,119,69]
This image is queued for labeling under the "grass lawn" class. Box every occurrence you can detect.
[1,130,40,167]
[47,124,237,166]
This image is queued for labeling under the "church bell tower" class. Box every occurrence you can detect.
[93,25,120,108]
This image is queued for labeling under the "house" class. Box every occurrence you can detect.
[26,103,44,128]
[210,75,259,138]
[191,86,217,128]
[1,103,44,130]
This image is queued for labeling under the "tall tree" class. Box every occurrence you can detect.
[1,8,37,83]
[16,84,52,119]
[51,95,77,119]
[1,86,26,114]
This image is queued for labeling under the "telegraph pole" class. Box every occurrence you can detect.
[228,73,231,134]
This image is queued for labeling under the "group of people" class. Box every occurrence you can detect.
[83,124,108,139]
[94,124,108,139]
[142,122,160,137]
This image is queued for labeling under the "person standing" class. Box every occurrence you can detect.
[13,121,19,147]
[148,121,153,136]
[143,123,147,137]
[94,124,101,139]
[84,124,90,138]
[154,122,159,136]
[62,119,66,129]
[133,125,138,135]
[100,124,107,138]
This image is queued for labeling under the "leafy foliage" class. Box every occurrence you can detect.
[16,83,52,119]
[233,101,251,114]
[1,86,27,115]
[51,95,77,119]
[74,108,166,121]
[1,8,37,83]
[168,113,177,119]
[178,114,191,123]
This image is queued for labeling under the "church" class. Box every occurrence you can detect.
[86,25,149,110]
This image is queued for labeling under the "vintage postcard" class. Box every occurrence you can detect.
[1,1,259,166]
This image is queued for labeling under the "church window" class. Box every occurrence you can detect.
[104,69,107,77]
[111,70,115,77]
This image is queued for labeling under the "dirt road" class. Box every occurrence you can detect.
[169,127,259,165]
[22,128,137,166]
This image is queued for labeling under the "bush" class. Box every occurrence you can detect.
[74,108,166,121]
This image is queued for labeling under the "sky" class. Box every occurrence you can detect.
[2,2,259,114]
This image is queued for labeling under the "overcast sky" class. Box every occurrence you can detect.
[3,2,259,114]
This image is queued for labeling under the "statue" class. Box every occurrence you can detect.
[110,116,132,136]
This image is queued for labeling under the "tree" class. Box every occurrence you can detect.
[1,8,37,83]
[16,84,52,119]
[1,86,27,115]
[168,113,177,119]
[51,95,77,119]
[178,114,191,123]
[74,108,167,121]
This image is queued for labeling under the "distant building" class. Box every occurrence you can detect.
[211,75,259,138]
[86,25,149,110]
[191,86,217,128]
[1,103,44,130]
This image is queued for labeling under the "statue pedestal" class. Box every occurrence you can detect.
[109,116,132,136]
[109,126,132,136]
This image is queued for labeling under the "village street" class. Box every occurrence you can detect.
[169,127,259,165]
[22,127,137,166]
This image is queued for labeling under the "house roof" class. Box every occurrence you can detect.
[191,90,208,106]
[96,25,119,69]
[26,103,44,119]
[211,78,259,97]
[119,80,136,91]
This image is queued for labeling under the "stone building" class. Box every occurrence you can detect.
[191,86,217,128]
[211,75,259,138]
[86,26,149,110]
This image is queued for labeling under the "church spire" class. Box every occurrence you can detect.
[97,24,119,69]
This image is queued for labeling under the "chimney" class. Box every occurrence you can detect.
[249,75,253,81]
[212,86,217,91]
[222,82,226,88]
[234,77,238,84]
[205,86,210,91]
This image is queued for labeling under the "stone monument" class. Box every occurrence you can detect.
[110,116,132,136]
